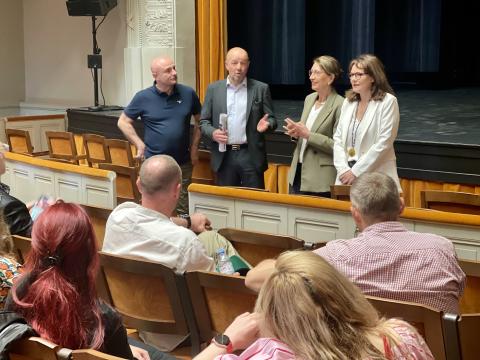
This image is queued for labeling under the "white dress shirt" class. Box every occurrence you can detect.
[226,77,248,144]
[299,103,323,163]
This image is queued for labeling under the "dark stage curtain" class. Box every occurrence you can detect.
[375,0,441,73]
[228,0,478,93]
[227,0,305,84]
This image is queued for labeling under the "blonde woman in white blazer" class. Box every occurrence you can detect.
[333,54,402,191]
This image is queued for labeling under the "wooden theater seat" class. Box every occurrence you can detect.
[83,134,110,167]
[457,313,480,360]
[98,252,199,356]
[12,234,32,264]
[8,337,70,360]
[420,190,480,215]
[98,163,140,204]
[367,296,452,360]
[8,337,127,360]
[81,205,112,247]
[191,149,215,185]
[458,259,480,314]
[5,129,49,156]
[217,228,308,266]
[330,184,351,201]
[45,131,86,165]
[185,271,257,347]
[104,139,136,168]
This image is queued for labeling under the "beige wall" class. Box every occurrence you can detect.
[0,0,25,107]
[22,0,127,107]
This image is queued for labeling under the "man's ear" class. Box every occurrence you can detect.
[136,178,143,194]
[399,196,405,215]
[350,205,362,226]
[173,182,181,199]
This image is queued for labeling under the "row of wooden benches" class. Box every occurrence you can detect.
[10,218,480,360]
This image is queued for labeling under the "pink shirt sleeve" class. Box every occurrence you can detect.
[214,338,295,360]
[389,320,435,360]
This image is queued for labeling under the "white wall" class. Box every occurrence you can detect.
[22,0,127,108]
[0,0,25,107]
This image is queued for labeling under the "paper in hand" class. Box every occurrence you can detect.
[219,113,228,152]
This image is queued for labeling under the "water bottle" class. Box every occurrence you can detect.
[216,248,235,274]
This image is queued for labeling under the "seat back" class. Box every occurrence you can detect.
[5,129,34,155]
[191,149,215,185]
[45,131,82,164]
[420,190,480,215]
[8,337,71,360]
[83,134,110,167]
[98,252,197,342]
[104,139,135,167]
[367,296,447,360]
[81,205,112,247]
[98,163,140,204]
[11,234,32,264]
[457,313,480,360]
[330,185,351,201]
[217,228,305,266]
[458,259,480,314]
[185,271,257,343]
[69,349,127,360]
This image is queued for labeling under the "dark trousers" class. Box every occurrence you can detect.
[289,163,331,198]
[216,148,265,189]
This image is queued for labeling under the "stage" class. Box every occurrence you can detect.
[66,87,480,185]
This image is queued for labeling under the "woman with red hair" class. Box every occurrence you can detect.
[5,202,160,359]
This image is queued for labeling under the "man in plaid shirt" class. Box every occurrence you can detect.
[246,172,465,314]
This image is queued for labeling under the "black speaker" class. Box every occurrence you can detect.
[66,0,117,16]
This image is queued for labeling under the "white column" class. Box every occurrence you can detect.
[124,0,196,101]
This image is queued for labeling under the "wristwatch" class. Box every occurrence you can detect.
[178,214,191,229]
[211,334,233,353]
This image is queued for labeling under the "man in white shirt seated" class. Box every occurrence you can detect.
[102,154,240,350]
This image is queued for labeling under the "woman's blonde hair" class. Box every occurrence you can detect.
[346,54,394,102]
[0,213,14,259]
[313,55,343,85]
[255,251,407,359]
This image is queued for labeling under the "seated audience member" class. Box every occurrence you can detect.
[246,172,465,314]
[0,215,22,309]
[5,202,174,360]
[102,154,242,351]
[0,149,33,236]
[194,251,433,360]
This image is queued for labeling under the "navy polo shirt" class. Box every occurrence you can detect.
[124,83,201,164]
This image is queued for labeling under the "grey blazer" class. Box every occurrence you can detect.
[288,91,344,193]
[200,78,277,173]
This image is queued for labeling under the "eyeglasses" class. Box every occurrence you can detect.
[308,69,324,77]
[349,72,367,79]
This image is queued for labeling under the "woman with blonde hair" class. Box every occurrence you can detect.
[333,54,401,191]
[193,251,433,359]
[284,55,344,196]
[0,214,22,309]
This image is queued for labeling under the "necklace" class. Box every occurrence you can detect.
[347,101,369,157]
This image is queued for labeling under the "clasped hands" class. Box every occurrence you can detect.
[283,118,310,139]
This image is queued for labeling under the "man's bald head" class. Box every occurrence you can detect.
[225,47,250,85]
[150,56,177,90]
[139,155,181,196]
[225,47,249,63]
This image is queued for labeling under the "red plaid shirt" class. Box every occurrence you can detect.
[315,221,465,314]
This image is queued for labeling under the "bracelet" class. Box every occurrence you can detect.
[179,214,191,229]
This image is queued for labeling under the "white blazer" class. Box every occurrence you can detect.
[333,92,401,190]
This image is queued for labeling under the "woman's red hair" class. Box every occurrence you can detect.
[12,202,105,349]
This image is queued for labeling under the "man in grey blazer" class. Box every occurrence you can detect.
[200,47,276,188]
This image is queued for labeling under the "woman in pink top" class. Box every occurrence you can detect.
[193,251,433,360]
